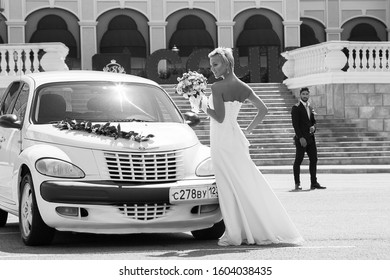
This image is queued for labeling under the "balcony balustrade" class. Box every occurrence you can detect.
[282,41,390,89]
[0,43,69,88]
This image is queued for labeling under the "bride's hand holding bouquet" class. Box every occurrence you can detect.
[174,70,208,113]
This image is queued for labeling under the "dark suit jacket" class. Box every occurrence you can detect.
[291,102,317,144]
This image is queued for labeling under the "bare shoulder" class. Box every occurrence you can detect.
[238,81,255,100]
[210,81,224,100]
[211,79,227,90]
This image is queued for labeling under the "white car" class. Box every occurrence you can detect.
[0,70,223,246]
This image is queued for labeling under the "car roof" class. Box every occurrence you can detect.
[23,70,159,87]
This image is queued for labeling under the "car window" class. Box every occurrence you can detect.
[33,82,183,124]
[11,84,30,124]
[0,82,21,115]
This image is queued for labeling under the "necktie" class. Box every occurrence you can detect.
[305,103,310,118]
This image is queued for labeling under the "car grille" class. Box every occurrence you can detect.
[103,151,184,182]
[117,203,170,220]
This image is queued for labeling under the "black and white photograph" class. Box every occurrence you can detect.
[0,1,389,279]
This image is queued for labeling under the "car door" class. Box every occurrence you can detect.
[0,81,25,206]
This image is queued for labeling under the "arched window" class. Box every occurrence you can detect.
[169,15,214,56]
[100,15,146,57]
[349,23,380,41]
[30,15,77,58]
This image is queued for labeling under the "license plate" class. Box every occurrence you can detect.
[169,185,218,203]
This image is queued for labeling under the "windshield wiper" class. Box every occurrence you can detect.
[111,118,153,123]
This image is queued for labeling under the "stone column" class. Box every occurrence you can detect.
[215,0,233,47]
[283,0,300,48]
[148,21,167,54]
[6,20,26,43]
[216,21,235,48]
[326,28,343,41]
[326,0,342,41]
[79,21,97,70]
[283,20,302,49]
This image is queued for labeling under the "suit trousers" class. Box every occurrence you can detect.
[293,138,318,185]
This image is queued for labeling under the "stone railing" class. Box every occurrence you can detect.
[281,41,390,88]
[281,41,390,133]
[0,43,69,88]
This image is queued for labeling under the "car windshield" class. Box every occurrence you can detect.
[33,82,183,124]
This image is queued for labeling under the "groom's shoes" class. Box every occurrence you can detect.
[310,182,326,190]
[294,183,302,191]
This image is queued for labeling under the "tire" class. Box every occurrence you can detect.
[191,220,225,240]
[19,173,55,246]
[0,208,8,227]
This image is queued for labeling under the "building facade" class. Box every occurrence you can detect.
[1,0,389,83]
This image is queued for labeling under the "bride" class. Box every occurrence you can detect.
[201,47,304,246]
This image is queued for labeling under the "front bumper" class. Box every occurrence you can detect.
[38,179,222,234]
[40,179,218,205]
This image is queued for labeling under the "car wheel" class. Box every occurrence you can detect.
[191,220,225,240]
[0,209,8,227]
[19,173,55,246]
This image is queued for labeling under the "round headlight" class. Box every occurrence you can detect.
[196,158,214,177]
[36,158,85,178]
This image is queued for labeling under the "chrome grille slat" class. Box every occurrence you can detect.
[118,203,170,220]
[104,151,184,182]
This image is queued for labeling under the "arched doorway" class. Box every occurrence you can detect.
[166,11,216,80]
[29,14,78,70]
[169,15,214,57]
[300,24,319,47]
[349,23,381,41]
[341,17,387,41]
[30,15,77,58]
[236,14,281,82]
[100,15,147,56]
[96,12,148,76]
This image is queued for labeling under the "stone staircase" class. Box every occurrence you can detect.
[162,83,390,173]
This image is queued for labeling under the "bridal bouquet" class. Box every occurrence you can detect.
[174,70,207,113]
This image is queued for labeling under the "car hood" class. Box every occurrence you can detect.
[26,122,199,151]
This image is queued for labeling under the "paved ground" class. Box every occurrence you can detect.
[1,172,389,279]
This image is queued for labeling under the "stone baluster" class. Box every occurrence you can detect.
[0,49,7,75]
[385,48,390,70]
[374,46,381,71]
[14,49,23,75]
[31,48,40,73]
[8,49,16,75]
[361,46,368,71]
[355,47,363,70]
[24,48,32,74]
[346,46,355,71]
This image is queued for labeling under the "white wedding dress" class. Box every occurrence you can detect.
[209,98,304,246]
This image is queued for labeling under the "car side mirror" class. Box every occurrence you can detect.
[183,112,200,127]
[0,114,22,129]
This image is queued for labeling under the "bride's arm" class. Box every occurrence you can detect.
[244,90,268,134]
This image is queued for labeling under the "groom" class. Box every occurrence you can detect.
[291,87,326,191]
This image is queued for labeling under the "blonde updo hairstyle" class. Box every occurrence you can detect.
[208,47,234,71]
